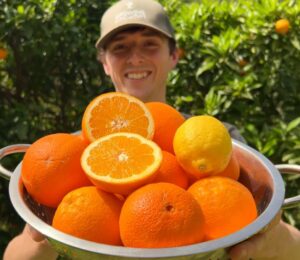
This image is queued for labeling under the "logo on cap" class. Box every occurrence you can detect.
[115,2,146,24]
[126,0,134,9]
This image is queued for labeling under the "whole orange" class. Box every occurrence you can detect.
[146,102,185,154]
[188,176,257,240]
[177,48,185,59]
[21,133,91,207]
[275,18,290,35]
[0,48,8,60]
[153,151,189,189]
[119,182,205,248]
[215,151,240,180]
[52,186,123,245]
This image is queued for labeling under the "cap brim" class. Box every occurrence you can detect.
[95,22,174,49]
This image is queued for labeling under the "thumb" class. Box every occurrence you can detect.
[229,237,261,260]
[228,211,282,260]
[26,224,45,242]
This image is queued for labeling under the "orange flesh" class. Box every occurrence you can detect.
[87,137,155,179]
[89,97,150,138]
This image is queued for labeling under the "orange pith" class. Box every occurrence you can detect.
[81,132,162,195]
[82,92,154,142]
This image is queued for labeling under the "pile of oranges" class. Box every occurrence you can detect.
[21,92,257,248]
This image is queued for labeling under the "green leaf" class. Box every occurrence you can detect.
[290,36,300,51]
[196,58,216,77]
[17,5,24,14]
[287,117,300,132]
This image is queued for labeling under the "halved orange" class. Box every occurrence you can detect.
[82,92,154,142]
[81,132,162,195]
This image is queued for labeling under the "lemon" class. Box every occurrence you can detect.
[173,115,232,179]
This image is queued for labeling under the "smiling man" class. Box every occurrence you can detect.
[96,0,178,102]
[4,0,300,260]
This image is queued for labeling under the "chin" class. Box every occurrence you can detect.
[122,89,150,102]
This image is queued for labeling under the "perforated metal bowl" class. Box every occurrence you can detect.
[1,140,300,260]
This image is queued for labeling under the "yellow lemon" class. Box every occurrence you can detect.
[173,115,232,179]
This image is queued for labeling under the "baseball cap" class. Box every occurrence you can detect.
[95,0,175,48]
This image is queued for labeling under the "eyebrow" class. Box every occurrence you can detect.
[111,29,163,43]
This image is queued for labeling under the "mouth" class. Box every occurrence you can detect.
[125,71,151,80]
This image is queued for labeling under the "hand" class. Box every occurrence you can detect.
[229,212,300,260]
[26,224,46,242]
[3,224,58,260]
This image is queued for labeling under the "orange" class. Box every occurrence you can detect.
[82,92,154,142]
[0,48,8,60]
[52,186,123,245]
[153,151,189,189]
[119,182,205,248]
[146,102,185,154]
[188,176,257,240]
[215,151,240,180]
[81,132,162,195]
[173,115,232,179]
[237,57,248,67]
[21,133,91,208]
[275,18,290,35]
[177,48,185,59]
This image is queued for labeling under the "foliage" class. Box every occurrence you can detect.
[162,0,300,231]
[0,0,114,256]
[0,0,300,257]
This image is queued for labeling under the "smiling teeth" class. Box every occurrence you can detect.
[127,72,148,79]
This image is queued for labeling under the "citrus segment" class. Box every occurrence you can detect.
[82,92,154,142]
[120,182,205,248]
[81,132,162,195]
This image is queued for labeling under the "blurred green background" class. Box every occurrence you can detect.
[1,0,300,257]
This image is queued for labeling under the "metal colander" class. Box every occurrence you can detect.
[1,140,300,260]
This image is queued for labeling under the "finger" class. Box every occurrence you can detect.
[257,210,282,235]
[228,233,264,260]
[229,212,283,260]
[26,224,45,242]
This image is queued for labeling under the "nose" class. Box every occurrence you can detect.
[127,46,144,65]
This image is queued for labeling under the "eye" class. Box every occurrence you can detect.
[143,40,159,49]
[110,43,129,53]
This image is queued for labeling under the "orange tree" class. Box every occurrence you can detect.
[0,0,114,255]
[0,0,300,256]
[162,0,300,230]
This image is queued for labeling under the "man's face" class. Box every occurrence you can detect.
[101,28,178,102]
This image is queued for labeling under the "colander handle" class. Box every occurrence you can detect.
[0,144,30,180]
[276,164,300,209]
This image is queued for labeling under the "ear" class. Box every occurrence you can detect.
[100,53,111,76]
[170,48,179,69]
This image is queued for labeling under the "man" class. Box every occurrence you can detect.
[4,0,300,259]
